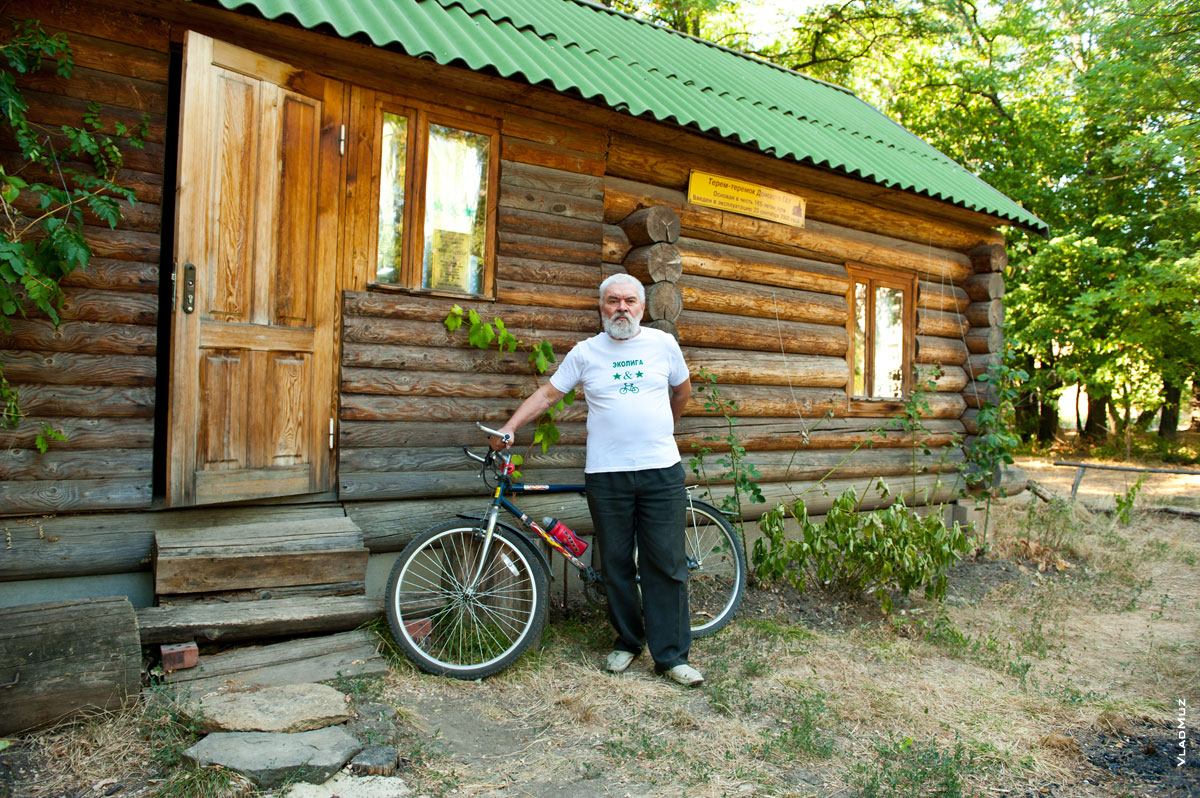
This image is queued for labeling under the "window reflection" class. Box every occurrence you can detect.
[873,286,904,398]
[376,112,408,284]
[422,124,489,294]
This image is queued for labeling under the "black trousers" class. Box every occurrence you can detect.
[585,462,690,670]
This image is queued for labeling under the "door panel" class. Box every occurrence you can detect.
[167,32,341,507]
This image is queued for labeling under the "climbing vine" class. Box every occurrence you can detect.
[0,20,148,449]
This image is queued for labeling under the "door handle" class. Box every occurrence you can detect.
[182,262,196,313]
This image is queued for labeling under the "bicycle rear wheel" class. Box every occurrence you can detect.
[685,499,746,637]
[385,521,548,679]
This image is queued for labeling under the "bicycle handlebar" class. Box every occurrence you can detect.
[475,421,510,444]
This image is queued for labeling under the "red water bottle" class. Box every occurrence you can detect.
[542,516,588,557]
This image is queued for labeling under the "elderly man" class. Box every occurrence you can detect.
[490,272,702,686]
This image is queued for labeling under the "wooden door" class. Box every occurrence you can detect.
[166,32,342,507]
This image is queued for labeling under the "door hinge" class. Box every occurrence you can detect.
[338,124,345,157]
[329,417,335,450]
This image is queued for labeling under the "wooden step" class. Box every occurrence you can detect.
[154,517,368,595]
[136,595,384,645]
[160,630,389,698]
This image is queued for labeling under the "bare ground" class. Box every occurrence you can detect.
[3,457,1199,798]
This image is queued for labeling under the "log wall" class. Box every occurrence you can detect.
[0,2,168,515]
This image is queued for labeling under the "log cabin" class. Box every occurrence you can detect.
[0,0,1046,617]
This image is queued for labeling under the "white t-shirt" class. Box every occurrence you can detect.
[549,327,689,474]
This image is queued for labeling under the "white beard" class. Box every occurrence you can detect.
[603,313,640,340]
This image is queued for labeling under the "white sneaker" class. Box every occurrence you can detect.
[605,650,637,673]
[661,664,704,686]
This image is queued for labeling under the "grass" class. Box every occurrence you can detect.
[6,480,1198,798]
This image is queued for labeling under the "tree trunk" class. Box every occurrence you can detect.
[1159,380,1182,441]
[1082,390,1110,442]
[1037,375,1060,444]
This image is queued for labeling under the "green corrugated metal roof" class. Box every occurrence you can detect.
[214,0,1048,235]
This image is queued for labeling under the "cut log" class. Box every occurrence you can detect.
[136,596,384,645]
[916,309,969,339]
[618,206,680,247]
[965,353,1001,381]
[968,243,1007,273]
[645,319,678,339]
[57,257,160,293]
[497,279,598,310]
[645,281,683,322]
[914,335,969,366]
[965,326,1004,355]
[497,256,600,289]
[961,407,980,434]
[0,477,152,514]
[0,417,153,451]
[917,281,971,313]
[0,447,152,481]
[677,273,848,326]
[341,394,589,424]
[341,368,540,399]
[0,597,140,735]
[497,206,603,244]
[498,178,604,222]
[963,379,999,408]
[676,309,847,356]
[502,111,607,155]
[161,630,388,699]
[684,347,848,388]
[500,135,604,176]
[0,318,157,356]
[154,517,369,595]
[966,299,1005,329]
[602,223,632,263]
[0,350,156,387]
[54,287,158,329]
[5,384,155,418]
[676,236,850,295]
[622,243,682,283]
[498,230,601,265]
[343,290,599,333]
[913,364,970,392]
[964,272,1005,301]
[499,159,603,201]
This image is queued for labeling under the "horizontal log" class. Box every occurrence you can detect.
[964,272,1005,301]
[497,206,603,244]
[341,368,539,399]
[646,280,683,323]
[343,316,589,352]
[503,111,607,155]
[915,335,969,366]
[847,392,967,419]
[57,287,158,326]
[0,124,163,176]
[677,236,850,295]
[497,230,601,265]
[342,342,554,375]
[498,181,604,223]
[500,136,604,176]
[0,318,156,357]
[693,447,964,485]
[0,350,155,386]
[676,310,847,356]
[623,243,682,284]
[0,148,164,204]
[685,385,847,418]
[917,308,969,338]
[966,353,1001,380]
[961,407,979,434]
[684,347,848,387]
[618,206,680,247]
[678,273,848,326]
[0,447,151,481]
[913,364,970,392]
[963,379,999,408]
[917,280,971,313]
[7,384,155,418]
[340,468,587,500]
[136,595,384,645]
[499,159,603,201]
[28,23,170,93]
[0,597,140,736]
[965,326,1003,355]
[340,395,589,423]
[966,299,1004,329]
[497,256,600,289]
[344,290,598,332]
[9,190,160,234]
[57,258,160,293]
[0,477,152,515]
[602,223,631,263]
[83,225,159,261]
[645,319,678,338]
[0,416,153,451]
[3,1,170,53]
[497,279,599,311]
[968,243,1007,274]
[603,146,1002,253]
[340,444,589,473]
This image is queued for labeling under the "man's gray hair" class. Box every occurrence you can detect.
[599,272,644,304]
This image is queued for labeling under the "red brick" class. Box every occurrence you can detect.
[161,641,198,672]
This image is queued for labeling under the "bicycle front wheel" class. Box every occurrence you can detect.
[385,521,548,679]
[685,499,746,637]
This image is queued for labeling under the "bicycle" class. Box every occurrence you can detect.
[383,422,747,679]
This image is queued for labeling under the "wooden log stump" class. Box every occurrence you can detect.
[645,281,683,322]
[968,243,1007,273]
[965,326,1003,354]
[0,597,140,735]
[914,335,969,366]
[964,272,1005,301]
[618,206,680,247]
[966,299,1005,329]
[965,353,1002,381]
[646,318,679,339]
[623,243,682,283]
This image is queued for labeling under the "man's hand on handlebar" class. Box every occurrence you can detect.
[483,423,514,451]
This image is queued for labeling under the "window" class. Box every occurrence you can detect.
[372,101,498,297]
[847,266,915,399]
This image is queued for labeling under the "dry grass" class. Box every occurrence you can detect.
[6,486,1197,798]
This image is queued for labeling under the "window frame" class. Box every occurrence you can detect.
[845,263,917,400]
[367,95,500,300]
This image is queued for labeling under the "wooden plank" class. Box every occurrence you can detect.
[0,350,155,386]
[0,597,140,735]
[2,0,171,51]
[0,511,156,581]
[136,596,384,645]
[7,384,155,417]
[154,548,368,595]
[502,110,607,155]
[0,447,151,480]
[500,136,604,176]
[14,63,167,114]
[0,416,153,451]
[0,319,156,355]
[160,581,366,605]
[154,517,363,552]
[58,257,160,293]
[161,630,387,698]
[0,477,152,515]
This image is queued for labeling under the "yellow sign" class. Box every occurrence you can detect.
[687,170,806,228]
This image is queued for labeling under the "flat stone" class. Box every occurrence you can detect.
[183,727,362,789]
[192,683,351,733]
[282,772,411,798]
[344,702,402,747]
[349,746,398,776]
